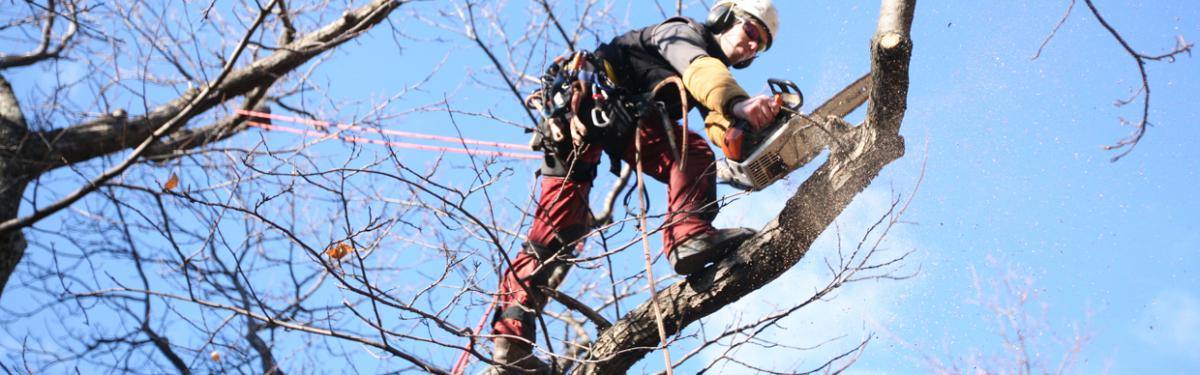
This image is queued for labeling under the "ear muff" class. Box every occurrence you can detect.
[705,4,736,34]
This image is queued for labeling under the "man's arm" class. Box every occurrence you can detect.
[651,22,749,143]
[652,21,749,115]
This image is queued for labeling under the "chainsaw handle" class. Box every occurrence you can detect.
[767,79,804,111]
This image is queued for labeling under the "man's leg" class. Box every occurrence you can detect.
[623,116,754,275]
[622,118,718,249]
[491,145,599,373]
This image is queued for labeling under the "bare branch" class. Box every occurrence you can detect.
[0,0,412,239]
[27,0,408,168]
[0,0,81,70]
[1033,0,1192,161]
[1081,0,1192,161]
[538,0,577,52]
[1031,0,1075,61]
[462,2,541,128]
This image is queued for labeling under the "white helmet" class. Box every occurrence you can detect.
[711,0,779,50]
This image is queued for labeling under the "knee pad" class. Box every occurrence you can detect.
[493,304,537,339]
[539,146,600,182]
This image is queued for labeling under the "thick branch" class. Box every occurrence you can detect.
[25,0,408,169]
[143,90,274,161]
[0,0,283,241]
[574,1,915,373]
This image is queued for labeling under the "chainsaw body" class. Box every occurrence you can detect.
[716,112,824,191]
[716,74,872,191]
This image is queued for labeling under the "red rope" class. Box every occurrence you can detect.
[450,295,498,375]
[246,121,541,160]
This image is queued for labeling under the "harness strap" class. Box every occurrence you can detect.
[499,305,536,323]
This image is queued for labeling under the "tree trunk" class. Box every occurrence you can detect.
[0,172,27,302]
[0,74,28,301]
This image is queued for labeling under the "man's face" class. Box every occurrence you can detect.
[720,17,768,65]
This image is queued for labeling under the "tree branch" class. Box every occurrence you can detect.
[24,0,409,169]
[0,0,410,238]
[143,86,274,162]
[0,0,284,240]
[0,0,80,70]
[1081,0,1193,162]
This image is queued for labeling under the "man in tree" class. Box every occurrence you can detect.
[489,0,783,371]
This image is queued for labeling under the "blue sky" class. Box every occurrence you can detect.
[5,0,1198,373]
[736,1,1199,373]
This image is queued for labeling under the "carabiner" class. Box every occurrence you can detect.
[591,107,612,128]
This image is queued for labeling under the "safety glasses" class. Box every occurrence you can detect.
[740,18,768,53]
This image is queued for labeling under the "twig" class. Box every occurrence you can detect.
[537,0,576,52]
[463,2,541,128]
[1031,0,1075,61]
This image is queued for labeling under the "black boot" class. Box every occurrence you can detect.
[668,228,756,275]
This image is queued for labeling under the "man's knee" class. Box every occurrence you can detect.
[685,134,715,163]
[539,146,601,182]
[524,235,579,288]
[493,304,537,339]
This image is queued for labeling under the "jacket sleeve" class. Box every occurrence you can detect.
[682,56,749,116]
[652,21,710,74]
[651,18,750,146]
[704,111,735,150]
[683,56,748,149]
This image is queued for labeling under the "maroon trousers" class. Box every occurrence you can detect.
[492,117,718,342]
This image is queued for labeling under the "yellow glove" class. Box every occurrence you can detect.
[684,56,751,151]
[704,111,734,150]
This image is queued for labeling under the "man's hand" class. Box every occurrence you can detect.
[732,95,781,130]
[569,116,588,147]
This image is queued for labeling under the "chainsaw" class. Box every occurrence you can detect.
[716,73,872,191]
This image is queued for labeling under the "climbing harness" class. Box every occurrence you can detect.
[526,51,692,175]
[526,51,638,153]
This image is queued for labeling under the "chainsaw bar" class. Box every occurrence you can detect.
[717,73,872,191]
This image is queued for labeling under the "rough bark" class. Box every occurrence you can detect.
[575,0,916,373]
[0,74,29,301]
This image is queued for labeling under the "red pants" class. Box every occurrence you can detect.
[492,117,717,342]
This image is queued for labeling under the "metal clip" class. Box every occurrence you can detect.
[591,107,612,128]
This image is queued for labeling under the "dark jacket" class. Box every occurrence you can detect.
[594,17,732,121]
